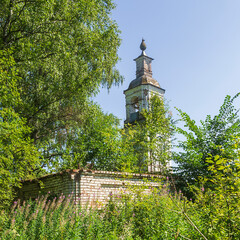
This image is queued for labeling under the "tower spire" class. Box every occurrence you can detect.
[140,38,147,56]
[135,39,153,78]
[124,39,165,124]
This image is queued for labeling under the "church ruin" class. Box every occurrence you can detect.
[17,40,167,207]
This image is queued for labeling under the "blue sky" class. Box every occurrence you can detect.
[95,0,240,126]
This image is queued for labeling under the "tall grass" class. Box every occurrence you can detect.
[0,181,201,240]
[1,176,240,239]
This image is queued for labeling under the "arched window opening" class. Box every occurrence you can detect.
[131,96,139,113]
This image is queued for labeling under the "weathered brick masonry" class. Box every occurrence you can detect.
[17,170,161,208]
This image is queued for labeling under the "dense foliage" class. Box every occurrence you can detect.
[0,50,39,209]
[0,0,123,207]
[173,93,240,187]
[0,0,122,173]
[39,94,173,172]
[58,103,123,171]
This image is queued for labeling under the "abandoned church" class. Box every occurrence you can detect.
[17,40,168,207]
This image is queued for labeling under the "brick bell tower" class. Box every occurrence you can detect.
[124,39,165,125]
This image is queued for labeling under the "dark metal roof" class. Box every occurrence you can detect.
[124,39,164,93]
[127,75,161,91]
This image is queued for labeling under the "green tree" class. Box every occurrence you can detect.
[122,95,172,173]
[0,50,39,209]
[173,93,240,187]
[53,103,123,171]
[0,0,122,171]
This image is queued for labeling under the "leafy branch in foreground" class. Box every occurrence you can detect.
[173,93,240,188]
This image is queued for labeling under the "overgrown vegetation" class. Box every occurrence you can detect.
[2,151,240,240]
[121,95,172,173]
[0,50,40,209]
[1,0,240,238]
[0,0,123,208]
[0,0,122,176]
[173,94,240,196]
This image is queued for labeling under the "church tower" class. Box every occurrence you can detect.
[124,39,165,124]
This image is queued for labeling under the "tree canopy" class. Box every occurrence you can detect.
[0,0,123,208]
[0,0,122,172]
[51,102,123,171]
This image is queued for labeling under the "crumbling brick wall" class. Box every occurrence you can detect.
[17,170,161,208]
